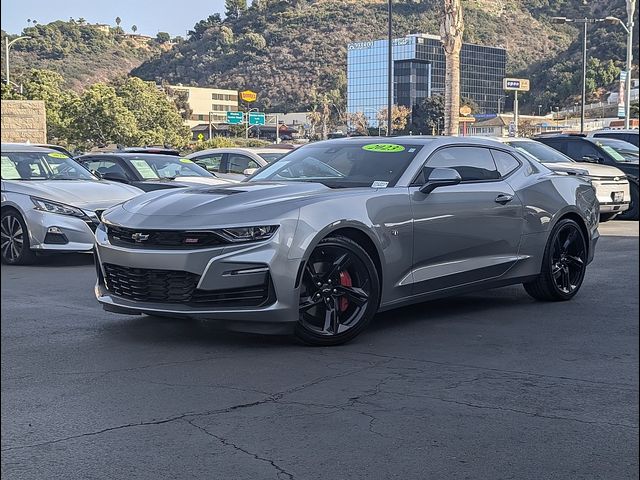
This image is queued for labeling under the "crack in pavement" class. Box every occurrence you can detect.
[186,419,294,480]
[383,391,639,430]
[2,360,389,453]
[346,350,639,391]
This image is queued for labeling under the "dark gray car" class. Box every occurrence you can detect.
[95,137,599,345]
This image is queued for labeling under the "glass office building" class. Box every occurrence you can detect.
[347,34,506,126]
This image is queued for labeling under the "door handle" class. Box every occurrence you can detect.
[495,194,513,204]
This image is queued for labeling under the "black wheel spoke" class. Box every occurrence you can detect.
[300,295,322,311]
[304,262,321,286]
[566,255,584,267]
[562,230,577,252]
[322,299,340,334]
[323,252,350,282]
[337,286,369,306]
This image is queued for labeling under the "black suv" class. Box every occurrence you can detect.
[535,134,639,220]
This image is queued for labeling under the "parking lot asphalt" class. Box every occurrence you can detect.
[1,222,638,480]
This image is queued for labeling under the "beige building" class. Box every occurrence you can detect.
[166,85,239,127]
[1,100,47,144]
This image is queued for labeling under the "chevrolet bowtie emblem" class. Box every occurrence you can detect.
[131,232,150,242]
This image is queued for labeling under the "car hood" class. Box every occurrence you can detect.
[120,182,330,218]
[545,162,626,177]
[168,176,237,186]
[3,179,143,211]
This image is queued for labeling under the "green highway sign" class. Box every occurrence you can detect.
[226,111,244,124]
[248,112,266,126]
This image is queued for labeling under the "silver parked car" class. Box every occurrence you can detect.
[95,137,599,345]
[1,144,142,264]
[489,137,630,221]
[186,147,289,181]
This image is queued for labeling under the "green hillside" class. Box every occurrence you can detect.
[1,20,167,91]
[132,0,637,114]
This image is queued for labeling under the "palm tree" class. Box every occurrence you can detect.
[440,0,464,136]
[131,25,138,34]
[115,17,122,26]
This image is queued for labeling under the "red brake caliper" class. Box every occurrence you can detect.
[338,270,352,312]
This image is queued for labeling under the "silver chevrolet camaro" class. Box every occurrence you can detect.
[95,137,599,345]
[1,144,142,264]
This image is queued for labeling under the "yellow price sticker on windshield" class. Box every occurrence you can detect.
[362,144,405,153]
[180,158,193,163]
[48,152,69,159]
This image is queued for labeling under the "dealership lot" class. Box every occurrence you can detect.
[1,222,638,479]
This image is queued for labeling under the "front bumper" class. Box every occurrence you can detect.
[94,225,302,330]
[25,209,98,252]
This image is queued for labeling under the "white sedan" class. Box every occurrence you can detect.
[186,147,289,182]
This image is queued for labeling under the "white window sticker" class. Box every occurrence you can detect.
[130,160,159,179]
[371,180,389,188]
[1,156,20,180]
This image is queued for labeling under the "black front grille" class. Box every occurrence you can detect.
[103,263,199,303]
[102,263,273,307]
[107,225,227,249]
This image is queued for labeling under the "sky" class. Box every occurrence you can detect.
[1,0,228,37]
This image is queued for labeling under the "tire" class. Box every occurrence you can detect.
[599,213,618,222]
[524,218,588,301]
[617,182,638,220]
[295,236,380,346]
[1,209,37,265]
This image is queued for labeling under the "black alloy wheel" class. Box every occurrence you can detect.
[1,210,36,265]
[295,236,379,346]
[524,218,587,301]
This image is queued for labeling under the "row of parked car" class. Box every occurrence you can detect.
[1,131,638,266]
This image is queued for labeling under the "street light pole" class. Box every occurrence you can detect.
[581,19,587,134]
[604,4,635,129]
[5,36,30,86]
[387,0,393,136]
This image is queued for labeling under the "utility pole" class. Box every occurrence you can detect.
[624,1,635,129]
[513,91,519,136]
[387,0,393,136]
[581,19,587,134]
[5,36,30,86]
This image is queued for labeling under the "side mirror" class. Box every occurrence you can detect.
[419,167,462,194]
[243,168,258,176]
[101,171,129,183]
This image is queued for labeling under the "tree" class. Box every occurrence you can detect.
[188,14,222,40]
[114,77,191,147]
[156,32,171,43]
[238,32,266,53]
[115,17,121,26]
[20,69,78,142]
[67,83,138,149]
[440,0,464,136]
[225,0,248,20]
[346,112,370,136]
[377,105,411,134]
[410,95,445,135]
[131,25,138,34]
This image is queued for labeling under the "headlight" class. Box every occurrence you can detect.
[31,197,87,218]
[218,226,278,242]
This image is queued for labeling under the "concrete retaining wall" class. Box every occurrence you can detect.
[1,100,47,144]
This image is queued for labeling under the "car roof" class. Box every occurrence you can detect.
[78,152,188,159]
[1,143,60,153]
[189,147,287,154]
[589,129,639,135]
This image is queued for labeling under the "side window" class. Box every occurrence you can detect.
[193,153,223,173]
[565,140,599,160]
[85,159,128,177]
[424,147,499,182]
[227,154,260,174]
[491,150,520,177]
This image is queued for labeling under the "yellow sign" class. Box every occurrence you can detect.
[240,90,258,103]
[459,105,472,116]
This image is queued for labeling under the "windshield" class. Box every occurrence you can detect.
[250,141,424,188]
[123,155,213,180]
[591,138,639,163]
[1,151,95,181]
[257,152,286,163]
[506,141,573,164]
